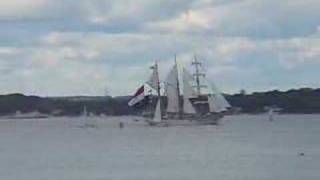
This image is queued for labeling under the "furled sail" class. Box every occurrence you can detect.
[165,64,180,113]
[153,99,162,122]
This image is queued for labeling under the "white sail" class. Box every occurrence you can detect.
[165,64,180,113]
[208,94,227,113]
[182,68,197,98]
[208,95,218,113]
[183,98,196,114]
[153,99,162,122]
[211,84,231,109]
[199,75,230,112]
[182,69,196,114]
[183,68,195,82]
[216,93,231,109]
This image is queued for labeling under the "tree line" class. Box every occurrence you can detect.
[0,88,319,116]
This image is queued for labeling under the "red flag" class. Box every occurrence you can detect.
[128,85,145,106]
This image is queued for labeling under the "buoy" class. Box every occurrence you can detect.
[119,122,124,129]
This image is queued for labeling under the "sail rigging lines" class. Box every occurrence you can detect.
[127,56,231,126]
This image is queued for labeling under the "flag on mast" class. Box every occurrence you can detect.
[128,85,145,106]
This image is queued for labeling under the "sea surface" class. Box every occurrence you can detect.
[0,114,319,180]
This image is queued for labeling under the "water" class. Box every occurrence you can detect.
[0,114,319,180]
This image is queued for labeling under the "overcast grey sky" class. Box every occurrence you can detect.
[0,0,319,96]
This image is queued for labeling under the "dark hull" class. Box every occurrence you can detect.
[146,113,223,127]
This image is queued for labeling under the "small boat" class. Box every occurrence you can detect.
[128,56,231,127]
[82,105,88,117]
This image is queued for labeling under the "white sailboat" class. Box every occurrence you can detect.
[82,105,88,117]
[80,105,97,128]
[131,56,231,126]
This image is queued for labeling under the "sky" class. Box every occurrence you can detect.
[0,0,319,96]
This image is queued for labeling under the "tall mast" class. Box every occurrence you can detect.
[154,62,161,99]
[154,62,162,119]
[192,55,205,96]
[175,55,183,119]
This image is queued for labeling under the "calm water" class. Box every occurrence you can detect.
[0,114,319,180]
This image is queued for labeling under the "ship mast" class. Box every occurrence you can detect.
[192,55,206,96]
[175,55,183,119]
[154,62,161,101]
[156,62,162,120]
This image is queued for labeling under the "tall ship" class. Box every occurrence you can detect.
[128,56,231,126]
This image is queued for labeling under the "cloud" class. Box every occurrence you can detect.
[0,0,48,20]
[1,29,319,95]
[145,9,214,33]
[0,0,319,95]
[276,38,320,69]
[145,0,320,38]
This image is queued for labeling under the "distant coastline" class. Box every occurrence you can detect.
[0,88,319,117]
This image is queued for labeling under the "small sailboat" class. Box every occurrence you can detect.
[80,105,97,128]
[268,108,274,121]
[129,56,231,126]
[82,105,88,117]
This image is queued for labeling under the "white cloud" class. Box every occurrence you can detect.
[0,0,50,20]
[0,0,319,95]
[214,38,257,62]
[0,47,20,55]
[145,9,214,33]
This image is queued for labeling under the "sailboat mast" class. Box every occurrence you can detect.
[192,55,204,96]
[175,55,183,119]
[155,62,162,120]
[154,62,161,100]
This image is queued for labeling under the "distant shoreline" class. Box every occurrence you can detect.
[0,88,320,116]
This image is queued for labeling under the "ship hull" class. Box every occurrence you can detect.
[146,113,223,127]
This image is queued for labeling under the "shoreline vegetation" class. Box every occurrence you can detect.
[0,88,319,118]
